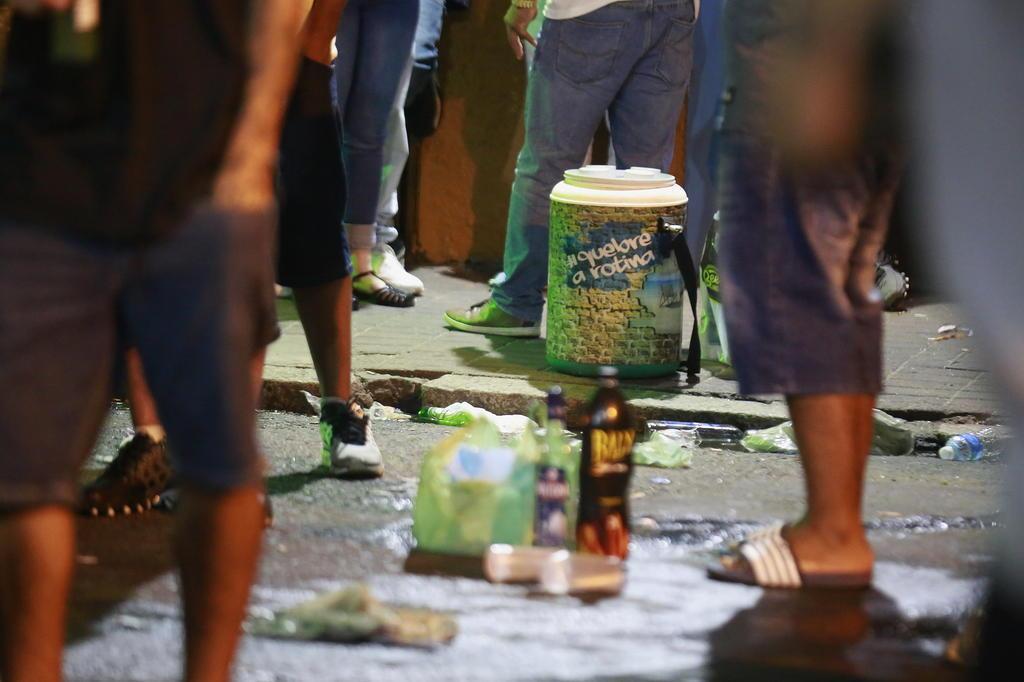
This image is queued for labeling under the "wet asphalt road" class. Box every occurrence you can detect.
[64,408,1001,681]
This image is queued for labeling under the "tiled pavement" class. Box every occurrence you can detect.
[265,267,999,422]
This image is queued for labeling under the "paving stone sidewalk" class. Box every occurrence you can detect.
[265,267,999,424]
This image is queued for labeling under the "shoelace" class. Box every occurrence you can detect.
[469,299,491,315]
[323,404,368,446]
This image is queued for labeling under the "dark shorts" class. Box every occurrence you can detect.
[276,57,351,289]
[0,205,277,508]
[717,131,903,396]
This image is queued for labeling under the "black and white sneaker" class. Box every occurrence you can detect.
[319,399,384,478]
[79,433,173,517]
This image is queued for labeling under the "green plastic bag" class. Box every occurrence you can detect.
[412,418,538,556]
[633,432,695,468]
[741,410,915,456]
[248,584,457,648]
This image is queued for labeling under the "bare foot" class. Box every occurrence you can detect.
[782,521,874,577]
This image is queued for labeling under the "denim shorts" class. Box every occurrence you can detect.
[717,131,903,396]
[0,206,276,508]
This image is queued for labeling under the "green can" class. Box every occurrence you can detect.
[546,166,688,379]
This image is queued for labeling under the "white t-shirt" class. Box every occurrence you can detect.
[543,0,699,21]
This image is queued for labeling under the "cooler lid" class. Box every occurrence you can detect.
[564,165,677,190]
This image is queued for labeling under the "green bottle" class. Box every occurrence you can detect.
[534,387,577,548]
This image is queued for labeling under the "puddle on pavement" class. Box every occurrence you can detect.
[633,514,999,551]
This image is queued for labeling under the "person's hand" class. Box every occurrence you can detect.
[503,3,537,61]
[8,0,73,13]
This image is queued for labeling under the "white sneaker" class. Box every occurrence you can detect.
[320,399,384,479]
[374,243,424,296]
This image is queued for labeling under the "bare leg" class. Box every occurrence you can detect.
[178,485,264,682]
[125,348,165,441]
[0,506,75,682]
[250,347,267,408]
[292,277,352,400]
[350,247,393,295]
[784,393,876,575]
[302,0,348,65]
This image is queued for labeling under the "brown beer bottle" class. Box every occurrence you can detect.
[577,367,636,559]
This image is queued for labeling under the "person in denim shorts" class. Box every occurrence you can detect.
[708,0,904,589]
[0,2,303,679]
[444,0,697,336]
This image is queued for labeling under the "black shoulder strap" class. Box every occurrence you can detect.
[674,235,702,380]
[657,217,701,380]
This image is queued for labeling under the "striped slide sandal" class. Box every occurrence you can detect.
[708,524,872,590]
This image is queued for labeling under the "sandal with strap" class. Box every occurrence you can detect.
[708,524,872,590]
[352,271,415,308]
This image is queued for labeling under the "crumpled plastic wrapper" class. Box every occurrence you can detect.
[248,584,457,648]
[633,432,694,468]
[741,409,915,457]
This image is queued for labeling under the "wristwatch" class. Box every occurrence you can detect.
[511,0,536,8]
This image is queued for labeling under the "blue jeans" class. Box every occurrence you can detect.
[334,0,419,229]
[413,0,445,71]
[377,0,446,224]
[682,0,726,263]
[493,0,696,322]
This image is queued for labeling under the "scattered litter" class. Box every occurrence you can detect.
[875,255,910,310]
[114,615,148,631]
[301,390,322,415]
[741,410,915,456]
[416,402,537,435]
[872,410,916,456]
[633,432,694,469]
[939,429,1004,461]
[481,545,625,596]
[540,550,625,596]
[740,422,798,454]
[649,476,672,485]
[412,418,537,556]
[483,545,559,584]
[249,584,456,648]
[641,420,745,448]
[930,324,974,341]
[368,402,410,422]
[636,516,660,531]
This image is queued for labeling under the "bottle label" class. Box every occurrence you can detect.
[589,429,635,476]
[535,466,570,547]
[578,428,635,559]
[962,433,984,459]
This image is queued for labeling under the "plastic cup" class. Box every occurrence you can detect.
[539,550,625,596]
[483,545,560,584]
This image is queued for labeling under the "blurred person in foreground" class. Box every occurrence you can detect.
[81,0,397,521]
[709,0,904,588]
[0,1,303,680]
[914,1,1024,671]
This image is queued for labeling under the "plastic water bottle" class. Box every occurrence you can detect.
[642,420,745,448]
[939,429,1001,461]
[416,403,535,434]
